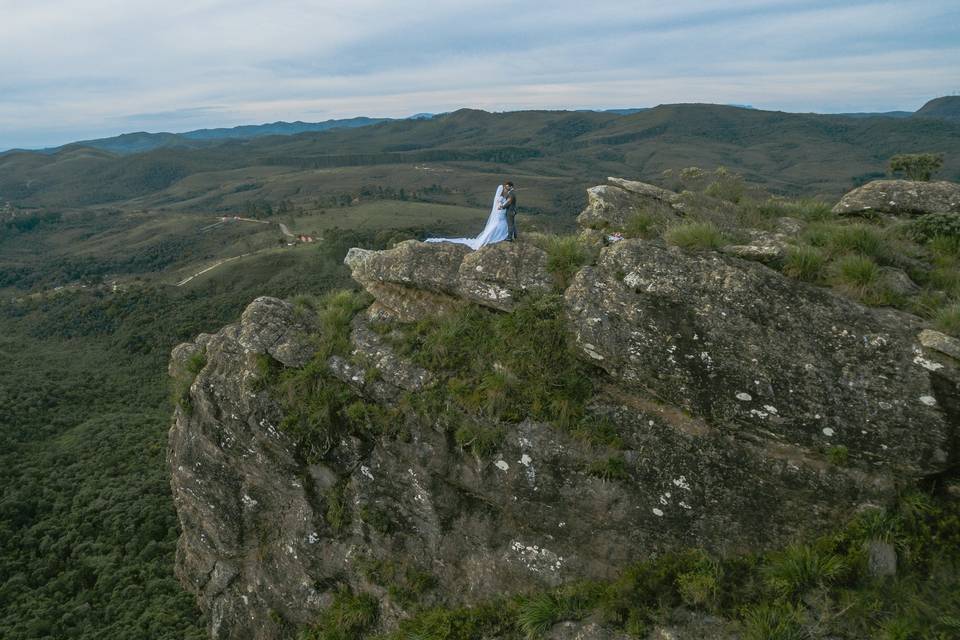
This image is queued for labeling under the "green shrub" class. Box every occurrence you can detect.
[785,199,834,222]
[825,224,890,260]
[544,236,592,289]
[934,303,960,336]
[517,593,565,638]
[763,544,845,599]
[741,602,807,640]
[569,414,623,448]
[909,214,960,242]
[704,167,746,203]
[832,254,880,288]
[170,348,207,412]
[401,295,593,429]
[454,423,504,459]
[930,234,960,260]
[827,445,849,465]
[300,588,378,640]
[889,152,944,181]
[927,268,960,296]
[782,245,826,282]
[676,568,720,609]
[325,481,349,534]
[586,455,629,482]
[623,212,658,238]
[665,222,726,251]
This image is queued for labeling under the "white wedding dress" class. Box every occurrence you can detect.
[425,185,510,250]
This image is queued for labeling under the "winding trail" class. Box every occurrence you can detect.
[175,219,302,287]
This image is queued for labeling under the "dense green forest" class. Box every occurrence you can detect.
[0,233,370,639]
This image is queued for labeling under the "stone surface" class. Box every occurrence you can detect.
[564,240,955,476]
[237,296,318,367]
[879,267,921,297]
[169,180,960,639]
[169,285,919,639]
[867,540,898,577]
[168,322,324,640]
[719,230,790,265]
[577,178,682,230]
[458,241,553,310]
[832,179,960,217]
[919,329,960,361]
[345,239,552,320]
[345,241,469,322]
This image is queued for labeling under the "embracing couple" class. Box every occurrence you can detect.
[426,181,517,251]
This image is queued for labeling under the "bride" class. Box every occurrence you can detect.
[425,184,509,250]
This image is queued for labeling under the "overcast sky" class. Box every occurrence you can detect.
[1,0,958,149]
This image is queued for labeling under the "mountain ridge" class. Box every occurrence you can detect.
[4,96,957,157]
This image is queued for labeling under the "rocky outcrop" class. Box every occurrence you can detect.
[168,298,325,639]
[345,239,552,321]
[833,179,960,217]
[169,182,959,640]
[577,177,682,230]
[564,240,953,476]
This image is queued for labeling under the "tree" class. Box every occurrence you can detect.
[888,153,944,181]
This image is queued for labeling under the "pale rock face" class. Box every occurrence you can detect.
[563,239,955,476]
[576,178,683,230]
[344,239,553,321]
[832,179,960,217]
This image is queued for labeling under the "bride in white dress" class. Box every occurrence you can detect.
[425,185,510,250]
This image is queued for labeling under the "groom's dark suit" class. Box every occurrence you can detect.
[503,188,517,240]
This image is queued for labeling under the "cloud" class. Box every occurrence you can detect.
[1,0,958,149]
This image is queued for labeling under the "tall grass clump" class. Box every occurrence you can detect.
[543,235,592,289]
[785,199,834,222]
[300,588,379,640]
[832,254,880,289]
[664,222,726,251]
[400,294,593,429]
[763,544,845,599]
[825,223,890,260]
[516,593,566,638]
[935,303,960,336]
[782,245,826,282]
[623,212,658,239]
[740,602,807,640]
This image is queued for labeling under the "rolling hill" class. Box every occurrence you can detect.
[2,102,958,213]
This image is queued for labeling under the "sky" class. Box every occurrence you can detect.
[1,0,959,150]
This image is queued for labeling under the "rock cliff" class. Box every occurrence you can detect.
[168,179,960,639]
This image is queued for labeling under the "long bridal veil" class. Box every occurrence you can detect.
[425,185,509,250]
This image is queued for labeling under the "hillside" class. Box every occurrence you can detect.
[3,103,959,214]
[915,96,960,122]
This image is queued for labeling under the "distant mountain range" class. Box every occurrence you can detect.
[3,97,959,212]
[7,97,957,157]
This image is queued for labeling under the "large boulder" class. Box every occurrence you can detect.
[345,241,470,322]
[833,179,960,217]
[237,296,319,367]
[564,240,955,476]
[345,239,552,320]
[577,177,682,230]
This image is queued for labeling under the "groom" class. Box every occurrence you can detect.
[502,181,518,241]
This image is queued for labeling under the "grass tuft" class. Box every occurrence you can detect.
[782,245,826,283]
[543,235,592,289]
[934,303,960,337]
[763,544,845,599]
[741,602,808,640]
[664,222,726,251]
